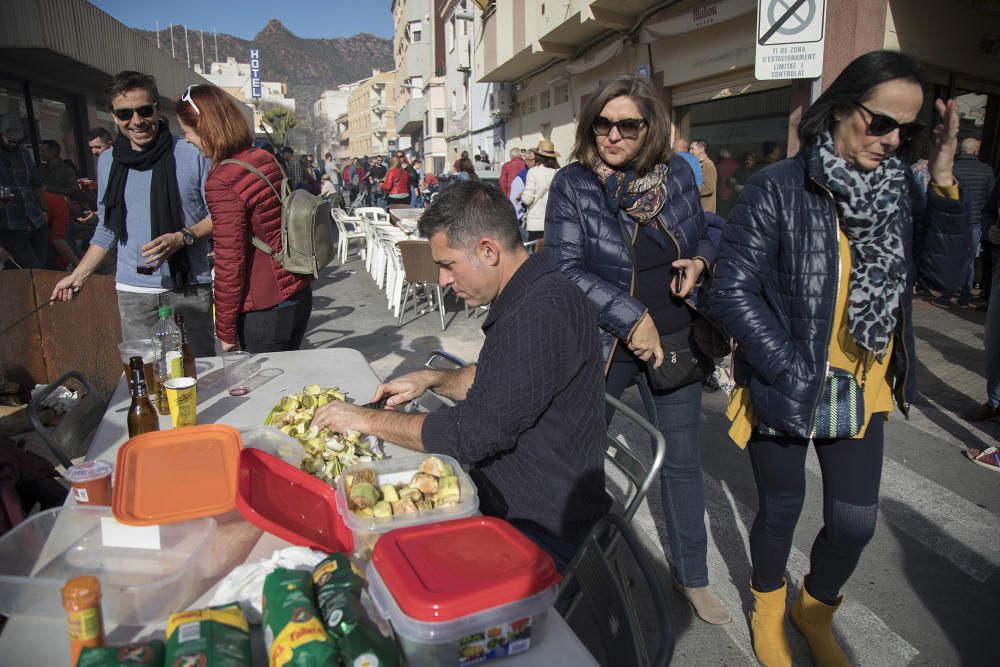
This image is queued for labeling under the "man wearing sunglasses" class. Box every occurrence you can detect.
[51,71,216,357]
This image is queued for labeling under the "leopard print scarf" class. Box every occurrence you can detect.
[591,156,669,224]
[817,132,908,361]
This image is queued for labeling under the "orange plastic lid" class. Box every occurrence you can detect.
[113,424,242,525]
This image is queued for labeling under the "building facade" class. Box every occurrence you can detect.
[194,56,295,139]
[347,70,399,158]
[392,0,449,175]
[314,84,357,158]
[441,0,501,169]
[477,0,1000,174]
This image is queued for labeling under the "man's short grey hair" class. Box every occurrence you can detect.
[509,147,520,157]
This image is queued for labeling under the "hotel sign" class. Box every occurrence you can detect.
[249,48,262,98]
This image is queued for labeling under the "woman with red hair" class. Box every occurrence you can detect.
[176,84,312,352]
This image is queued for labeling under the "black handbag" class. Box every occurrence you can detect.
[645,327,715,391]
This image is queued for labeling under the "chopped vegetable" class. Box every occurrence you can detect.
[349,456,462,518]
[264,386,384,485]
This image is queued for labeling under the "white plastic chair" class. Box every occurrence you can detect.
[332,210,365,264]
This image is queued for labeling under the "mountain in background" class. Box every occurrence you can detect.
[137,19,394,117]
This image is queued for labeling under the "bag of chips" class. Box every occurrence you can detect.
[165,603,251,667]
[262,568,337,666]
[76,640,165,666]
[312,554,403,667]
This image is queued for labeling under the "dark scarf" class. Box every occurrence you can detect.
[816,132,908,360]
[591,155,669,225]
[102,120,189,286]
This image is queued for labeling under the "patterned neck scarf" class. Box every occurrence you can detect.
[591,155,669,225]
[816,132,908,360]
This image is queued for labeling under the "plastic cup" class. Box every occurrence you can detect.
[117,339,161,397]
[222,351,252,396]
[164,377,197,427]
[64,460,113,506]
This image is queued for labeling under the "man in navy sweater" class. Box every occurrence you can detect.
[313,182,611,564]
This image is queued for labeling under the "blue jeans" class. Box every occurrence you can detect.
[116,284,215,357]
[605,360,708,587]
[985,262,1000,406]
[961,224,981,298]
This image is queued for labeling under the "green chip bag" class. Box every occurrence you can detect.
[165,603,251,667]
[262,568,338,666]
[311,554,403,667]
[76,640,165,666]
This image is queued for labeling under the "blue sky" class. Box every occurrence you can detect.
[88,0,393,39]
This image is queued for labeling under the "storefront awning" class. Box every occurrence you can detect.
[640,0,756,44]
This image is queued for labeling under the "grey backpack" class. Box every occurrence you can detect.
[219,158,334,278]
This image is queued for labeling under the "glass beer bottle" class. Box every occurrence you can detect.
[127,356,160,437]
[173,313,197,379]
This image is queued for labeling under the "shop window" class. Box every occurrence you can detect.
[540,90,551,110]
[673,87,790,166]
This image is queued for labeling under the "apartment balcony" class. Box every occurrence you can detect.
[372,122,388,135]
[396,95,426,135]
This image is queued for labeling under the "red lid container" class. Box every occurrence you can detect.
[370,516,561,622]
[235,448,353,553]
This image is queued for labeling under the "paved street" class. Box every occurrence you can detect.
[308,253,999,666]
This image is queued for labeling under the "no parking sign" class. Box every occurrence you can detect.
[755,0,827,80]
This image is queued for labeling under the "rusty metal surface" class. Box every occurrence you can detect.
[0,269,122,402]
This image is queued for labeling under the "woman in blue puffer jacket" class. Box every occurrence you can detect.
[546,75,730,626]
[705,51,966,666]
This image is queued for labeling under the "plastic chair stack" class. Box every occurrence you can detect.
[331,209,366,264]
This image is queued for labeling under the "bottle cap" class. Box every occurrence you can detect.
[158,305,171,318]
[62,575,102,611]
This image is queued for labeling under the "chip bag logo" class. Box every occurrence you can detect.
[291,607,312,623]
[172,654,207,667]
[118,644,154,662]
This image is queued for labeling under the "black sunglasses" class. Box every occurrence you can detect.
[854,102,924,142]
[112,103,157,122]
[593,116,647,140]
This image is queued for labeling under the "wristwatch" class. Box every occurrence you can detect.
[180,228,195,246]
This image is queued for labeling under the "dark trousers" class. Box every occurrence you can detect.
[0,227,48,269]
[747,417,884,604]
[237,286,313,353]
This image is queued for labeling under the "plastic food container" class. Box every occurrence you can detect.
[64,460,113,506]
[367,516,562,665]
[0,505,215,624]
[335,453,478,558]
[113,424,242,526]
[235,447,353,553]
[239,425,305,468]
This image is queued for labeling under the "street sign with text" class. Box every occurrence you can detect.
[755,0,826,80]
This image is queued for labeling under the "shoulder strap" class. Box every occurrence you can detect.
[218,157,288,258]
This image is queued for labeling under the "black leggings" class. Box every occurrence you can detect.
[237,286,313,353]
[748,416,884,604]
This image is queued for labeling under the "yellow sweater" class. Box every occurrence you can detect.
[726,182,960,447]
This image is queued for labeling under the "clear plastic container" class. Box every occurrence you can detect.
[335,453,478,559]
[239,426,305,468]
[367,516,561,665]
[0,505,215,624]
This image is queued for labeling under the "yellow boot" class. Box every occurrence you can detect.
[749,580,791,667]
[790,584,850,667]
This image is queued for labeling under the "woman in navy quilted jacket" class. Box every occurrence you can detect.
[545,75,730,626]
[706,52,965,666]
[176,85,312,353]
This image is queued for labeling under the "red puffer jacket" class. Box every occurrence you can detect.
[380,166,409,196]
[206,147,312,345]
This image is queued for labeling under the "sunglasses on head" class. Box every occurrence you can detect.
[592,116,646,140]
[112,103,157,122]
[854,102,924,142]
[181,85,201,115]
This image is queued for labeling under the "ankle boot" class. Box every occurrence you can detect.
[790,584,850,667]
[749,580,791,667]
